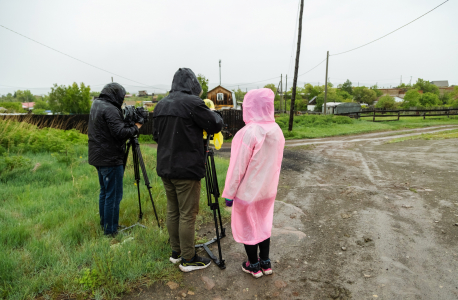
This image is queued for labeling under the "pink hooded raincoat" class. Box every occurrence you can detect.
[222,88,285,245]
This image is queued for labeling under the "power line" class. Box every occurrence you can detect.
[297,58,327,77]
[0,24,167,91]
[331,0,449,56]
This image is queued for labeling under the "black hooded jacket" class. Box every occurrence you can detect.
[153,68,224,180]
[88,83,139,166]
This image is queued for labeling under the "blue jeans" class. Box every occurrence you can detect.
[96,165,124,235]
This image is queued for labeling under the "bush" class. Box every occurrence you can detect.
[0,120,88,155]
[402,89,422,108]
[420,92,441,107]
[33,108,47,115]
[276,114,353,130]
[1,102,25,113]
[375,95,396,109]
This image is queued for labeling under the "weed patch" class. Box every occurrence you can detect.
[0,120,229,299]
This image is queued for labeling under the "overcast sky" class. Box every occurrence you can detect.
[1,0,457,96]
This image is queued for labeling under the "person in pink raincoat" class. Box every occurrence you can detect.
[222,88,285,278]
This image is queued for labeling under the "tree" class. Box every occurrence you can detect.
[413,78,439,95]
[353,87,376,105]
[232,88,246,102]
[15,90,35,102]
[375,95,396,109]
[303,83,324,100]
[34,100,50,110]
[341,79,353,95]
[370,85,383,97]
[263,83,277,94]
[401,89,422,108]
[197,74,209,99]
[419,92,440,107]
[48,82,91,114]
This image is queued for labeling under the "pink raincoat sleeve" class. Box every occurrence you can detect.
[221,133,253,200]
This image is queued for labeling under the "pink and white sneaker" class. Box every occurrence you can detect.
[259,258,273,275]
[241,261,263,278]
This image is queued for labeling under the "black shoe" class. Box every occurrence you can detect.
[179,255,211,272]
[241,261,263,278]
[169,251,182,264]
[259,258,273,275]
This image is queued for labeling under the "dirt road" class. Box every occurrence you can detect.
[130,127,458,299]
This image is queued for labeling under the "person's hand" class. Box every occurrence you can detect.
[225,198,233,207]
[135,123,142,129]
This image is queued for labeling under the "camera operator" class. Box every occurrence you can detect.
[153,68,224,272]
[88,83,142,237]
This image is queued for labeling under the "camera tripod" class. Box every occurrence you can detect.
[120,135,160,232]
[195,135,226,269]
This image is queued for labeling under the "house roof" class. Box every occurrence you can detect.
[308,96,317,105]
[207,85,232,94]
[22,102,35,108]
[431,80,449,87]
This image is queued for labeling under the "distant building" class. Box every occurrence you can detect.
[307,96,317,111]
[206,85,239,110]
[125,94,132,98]
[322,102,343,115]
[430,80,449,87]
[138,90,148,97]
[22,102,35,110]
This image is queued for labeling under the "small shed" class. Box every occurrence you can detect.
[206,85,238,110]
[138,90,148,97]
[431,80,449,87]
[307,96,317,111]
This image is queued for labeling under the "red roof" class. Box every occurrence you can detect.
[22,102,35,109]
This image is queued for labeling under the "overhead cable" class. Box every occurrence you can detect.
[331,0,449,56]
[0,24,167,91]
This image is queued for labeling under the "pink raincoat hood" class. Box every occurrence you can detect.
[243,88,275,124]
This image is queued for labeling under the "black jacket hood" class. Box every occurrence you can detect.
[99,83,126,108]
[170,68,202,96]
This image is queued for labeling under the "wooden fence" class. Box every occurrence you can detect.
[337,108,458,122]
[0,109,246,137]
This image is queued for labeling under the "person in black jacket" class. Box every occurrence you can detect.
[88,83,142,236]
[153,68,224,272]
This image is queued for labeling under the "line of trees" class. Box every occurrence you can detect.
[0,82,92,114]
[258,78,458,112]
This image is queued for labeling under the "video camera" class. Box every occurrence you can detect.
[123,105,149,126]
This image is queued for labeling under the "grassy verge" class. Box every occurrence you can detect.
[274,114,458,140]
[387,129,458,144]
[0,120,229,299]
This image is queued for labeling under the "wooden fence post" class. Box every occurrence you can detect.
[373,110,376,122]
[398,111,400,121]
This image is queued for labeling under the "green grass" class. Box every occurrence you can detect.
[388,128,458,144]
[275,114,458,140]
[0,120,229,299]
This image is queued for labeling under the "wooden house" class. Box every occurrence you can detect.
[206,85,239,110]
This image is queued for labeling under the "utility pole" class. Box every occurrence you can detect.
[409,76,412,85]
[323,51,329,115]
[111,77,113,83]
[288,0,304,132]
[280,74,283,113]
[285,74,288,113]
[219,60,222,86]
[400,75,402,86]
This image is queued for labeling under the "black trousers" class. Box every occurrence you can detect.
[244,238,270,264]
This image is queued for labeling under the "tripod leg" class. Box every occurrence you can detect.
[133,140,161,228]
[132,145,143,221]
[209,154,225,236]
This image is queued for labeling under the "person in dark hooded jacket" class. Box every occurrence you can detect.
[88,82,142,236]
[153,68,224,272]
